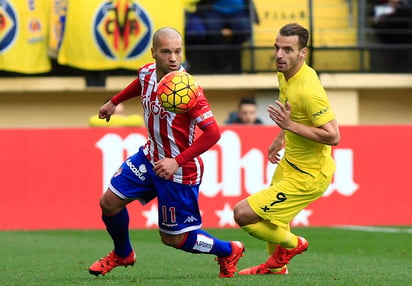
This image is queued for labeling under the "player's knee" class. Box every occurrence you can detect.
[233,204,245,226]
[99,198,115,215]
[234,200,259,226]
[99,195,120,215]
[159,232,184,248]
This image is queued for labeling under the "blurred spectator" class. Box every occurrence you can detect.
[196,0,258,73]
[225,97,263,124]
[89,101,144,127]
[371,0,412,72]
[185,0,207,45]
[372,0,412,43]
[373,0,399,22]
[184,0,208,72]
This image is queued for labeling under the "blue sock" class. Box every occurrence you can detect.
[178,229,232,257]
[102,207,132,257]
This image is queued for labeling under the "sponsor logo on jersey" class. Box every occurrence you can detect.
[92,0,152,60]
[161,222,178,228]
[184,215,198,223]
[195,111,213,124]
[312,107,329,118]
[126,159,147,181]
[27,17,43,43]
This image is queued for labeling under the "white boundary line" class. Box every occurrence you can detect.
[334,225,412,234]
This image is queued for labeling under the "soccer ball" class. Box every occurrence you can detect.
[156,71,199,113]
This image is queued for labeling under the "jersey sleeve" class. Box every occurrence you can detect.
[174,86,221,166]
[189,86,216,129]
[174,120,220,166]
[304,89,336,127]
[111,66,149,105]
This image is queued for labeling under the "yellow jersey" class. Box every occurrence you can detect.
[277,63,336,176]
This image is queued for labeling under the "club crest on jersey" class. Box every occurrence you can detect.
[113,166,123,177]
[93,0,152,60]
[0,0,18,53]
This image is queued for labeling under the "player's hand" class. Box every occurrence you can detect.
[98,101,117,122]
[153,158,179,180]
[268,140,282,164]
[268,100,292,130]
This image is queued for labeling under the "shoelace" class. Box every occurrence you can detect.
[215,257,236,274]
[275,248,291,264]
[99,253,118,268]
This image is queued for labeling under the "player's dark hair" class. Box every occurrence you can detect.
[239,97,257,107]
[279,23,309,49]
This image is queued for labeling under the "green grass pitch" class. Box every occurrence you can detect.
[0,227,410,286]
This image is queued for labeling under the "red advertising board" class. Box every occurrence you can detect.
[0,126,410,230]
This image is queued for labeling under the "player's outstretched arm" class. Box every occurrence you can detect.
[98,100,117,122]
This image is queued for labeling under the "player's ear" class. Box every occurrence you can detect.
[151,47,156,59]
[299,47,307,60]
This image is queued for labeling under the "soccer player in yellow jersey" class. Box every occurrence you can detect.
[233,23,340,275]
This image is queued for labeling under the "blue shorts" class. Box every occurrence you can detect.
[109,147,202,234]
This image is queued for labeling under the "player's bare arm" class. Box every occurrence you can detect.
[268,100,340,146]
[268,130,285,164]
[98,100,118,122]
[290,119,340,146]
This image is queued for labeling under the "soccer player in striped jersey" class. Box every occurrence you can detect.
[233,23,340,275]
[88,27,244,278]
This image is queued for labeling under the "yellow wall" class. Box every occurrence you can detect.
[1,74,412,128]
[245,0,361,72]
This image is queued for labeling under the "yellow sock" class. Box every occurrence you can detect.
[267,265,288,273]
[266,242,276,255]
[266,222,293,254]
[241,221,298,249]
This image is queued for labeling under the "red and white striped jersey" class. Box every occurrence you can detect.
[127,63,216,185]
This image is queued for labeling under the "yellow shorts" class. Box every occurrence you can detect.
[247,159,333,228]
